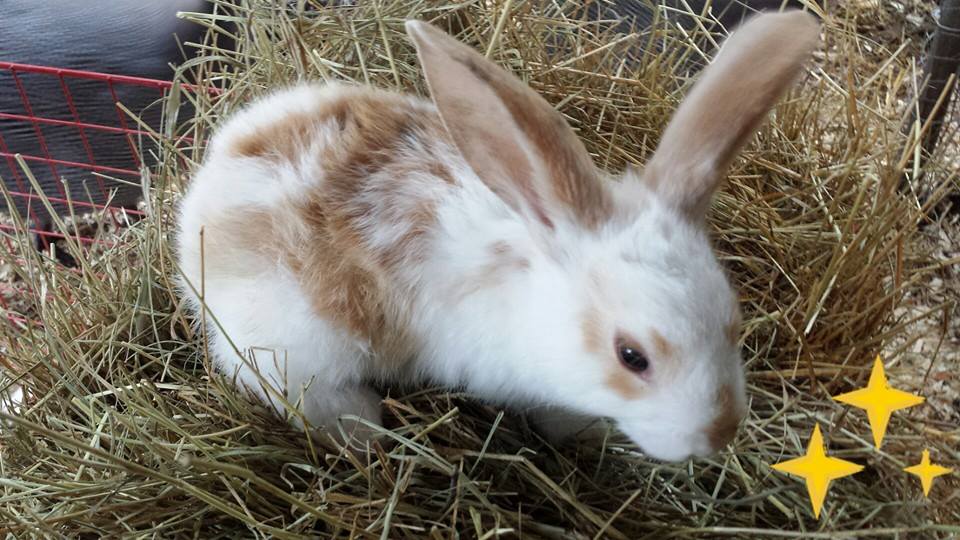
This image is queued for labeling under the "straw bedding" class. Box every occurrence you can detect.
[1,1,957,537]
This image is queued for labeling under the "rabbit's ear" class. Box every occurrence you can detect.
[406,20,610,230]
[642,11,819,219]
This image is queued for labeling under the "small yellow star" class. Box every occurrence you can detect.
[832,355,924,448]
[904,449,953,496]
[773,423,864,518]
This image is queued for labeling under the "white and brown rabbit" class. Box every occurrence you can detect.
[175,12,818,461]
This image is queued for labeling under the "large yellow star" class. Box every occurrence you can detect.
[773,423,864,518]
[904,449,953,496]
[832,356,924,448]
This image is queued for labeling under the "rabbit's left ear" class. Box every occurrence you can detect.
[641,11,819,220]
[406,20,611,230]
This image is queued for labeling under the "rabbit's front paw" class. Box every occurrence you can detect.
[527,407,611,446]
[300,384,385,449]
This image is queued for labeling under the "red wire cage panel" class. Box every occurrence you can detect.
[0,61,184,328]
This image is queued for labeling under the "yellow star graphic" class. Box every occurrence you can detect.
[773,423,864,518]
[904,449,953,496]
[832,355,924,448]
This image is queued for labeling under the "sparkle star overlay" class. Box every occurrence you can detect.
[904,449,953,496]
[832,356,924,448]
[773,423,864,518]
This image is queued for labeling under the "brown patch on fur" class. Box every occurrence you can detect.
[293,194,388,346]
[605,370,644,400]
[726,302,742,344]
[198,206,280,276]
[231,99,352,160]
[650,329,675,359]
[726,322,740,344]
[488,241,531,272]
[489,240,510,257]
[428,161,455,184]
[580,304,605,355]
[454,240,531,300]
[707,385,740,450]
[493,241,530,267]
[377,198,437,271]
[285,90,453,355]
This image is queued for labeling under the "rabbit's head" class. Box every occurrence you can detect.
[407,11,818,460]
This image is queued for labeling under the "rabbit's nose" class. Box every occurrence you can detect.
[706,413,741,451]
[704,384,746,452]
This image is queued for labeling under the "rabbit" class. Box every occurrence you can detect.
[175,11,818,461]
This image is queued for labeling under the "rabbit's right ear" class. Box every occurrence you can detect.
[641,11,819,220]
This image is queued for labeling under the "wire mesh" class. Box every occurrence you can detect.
[0,61,183,327]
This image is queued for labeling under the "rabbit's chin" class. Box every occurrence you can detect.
[620,425,717,463]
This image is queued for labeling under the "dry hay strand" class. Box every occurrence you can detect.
[1,1,958,538]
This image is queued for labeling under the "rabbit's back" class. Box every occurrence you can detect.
[176,84,464,387]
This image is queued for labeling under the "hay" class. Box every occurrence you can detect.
[1,1,958,537]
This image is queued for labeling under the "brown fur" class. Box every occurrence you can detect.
[605,370,644,400]
[726,321,741,344]
[231,98,351,161]
[294,90,451,354]
[454,240,531,301]
[707,384,740,449]
[487,241,531,273]
[727,304,742,344]
[650,329,675,359]
[580,304,605,355]
[198,206,279,277]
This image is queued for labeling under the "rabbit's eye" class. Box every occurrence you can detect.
[618,344,649,373]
